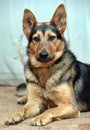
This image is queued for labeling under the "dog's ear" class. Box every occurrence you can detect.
[50,4,66,35]
[23,9,37,40]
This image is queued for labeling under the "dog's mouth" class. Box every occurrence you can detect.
[37,56,54,63]
[37,57,54,62]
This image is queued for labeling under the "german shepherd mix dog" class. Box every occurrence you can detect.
[5,4,90,126]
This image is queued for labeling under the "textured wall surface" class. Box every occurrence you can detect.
[0,0,90,85]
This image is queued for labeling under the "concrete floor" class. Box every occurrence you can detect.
[0,86,90,130]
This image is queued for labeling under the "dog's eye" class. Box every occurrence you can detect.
[48,36,56,41]
[33,37,40,42]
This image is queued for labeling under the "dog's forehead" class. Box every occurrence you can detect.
[29,22,62,42]
[34,23,57,34]
[31,22,60,36]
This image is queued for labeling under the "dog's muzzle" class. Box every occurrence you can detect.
[37,50,53,62]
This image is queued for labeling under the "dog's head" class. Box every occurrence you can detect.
[23,4,67,67]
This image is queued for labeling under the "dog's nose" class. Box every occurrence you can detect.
[39,51,49,59]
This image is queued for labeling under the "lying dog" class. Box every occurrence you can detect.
[5,4,90,126]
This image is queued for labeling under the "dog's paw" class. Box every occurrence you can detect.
[17,96,27,105]
[5,107,25,125]
[5,114,24,125]
[30,115,52,126]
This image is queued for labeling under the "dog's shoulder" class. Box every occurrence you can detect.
[24,61,38,83]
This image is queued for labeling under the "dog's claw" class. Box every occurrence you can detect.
[5,119,22,125]
[5,113,24,125]
[5,120,16,125]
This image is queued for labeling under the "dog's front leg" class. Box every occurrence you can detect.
[30,82,79,126]
[30,103,79,126]
[5,83,47,125]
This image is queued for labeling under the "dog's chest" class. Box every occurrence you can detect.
[32,65,65,88]
[33,67,50,88]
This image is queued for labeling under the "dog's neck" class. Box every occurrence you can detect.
[27,50,76,88]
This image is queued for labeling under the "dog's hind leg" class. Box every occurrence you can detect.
[17,96,27,104]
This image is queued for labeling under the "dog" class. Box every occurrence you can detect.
[5,4,90,126]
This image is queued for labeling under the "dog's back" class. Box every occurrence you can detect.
[73,61,90,111]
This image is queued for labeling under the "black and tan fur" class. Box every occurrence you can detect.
[5,4,90,126]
